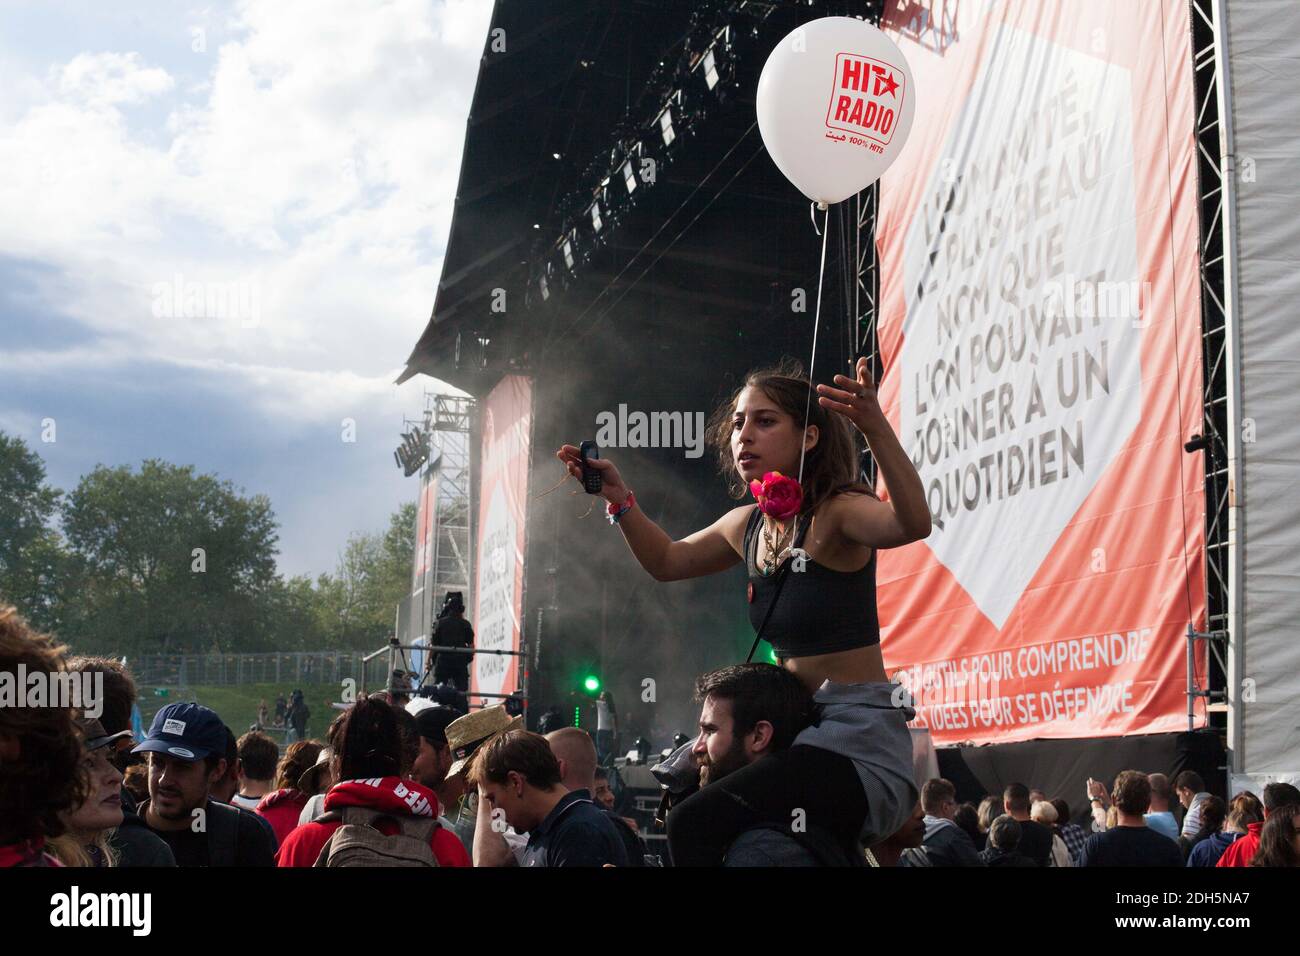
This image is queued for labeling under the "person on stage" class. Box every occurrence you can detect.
[557,357,931,865]
[430,592,474,693]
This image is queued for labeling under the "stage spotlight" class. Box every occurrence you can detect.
[659,106,675,146]
[539,275,550,301]
[562,238,574,270]
[622,158,637,194]
[394,426,429,477]
[590,201,602,232]
[702,47,719,90]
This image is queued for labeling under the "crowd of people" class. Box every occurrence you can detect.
[4,603,1298,868]
[256,690,310,742]
[898,773,1300,868]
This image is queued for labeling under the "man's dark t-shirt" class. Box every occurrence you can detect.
[521,791,629,867]
[1080,826,1186,867]
[1015,819,1055,866]
[112,788,177,867]
[139,798,276,867]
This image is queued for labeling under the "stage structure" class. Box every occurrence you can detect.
[389,393,482,697]
[401,0,878,738]
[1210,0,1300,793]
[373,388,529,715]
[398,393,474,649]
[398,0,1276,799]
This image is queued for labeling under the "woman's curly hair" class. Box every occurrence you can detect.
[0,607,87,845]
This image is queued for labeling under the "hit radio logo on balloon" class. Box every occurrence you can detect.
[825,54,905,150]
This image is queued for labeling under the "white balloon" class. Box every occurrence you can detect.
[756,17,916,205]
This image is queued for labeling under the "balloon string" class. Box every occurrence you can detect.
[809,200,822,236]
[796,202,831,499]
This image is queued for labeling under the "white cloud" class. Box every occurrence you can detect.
[0,0,491,397]
[56,51,174,107]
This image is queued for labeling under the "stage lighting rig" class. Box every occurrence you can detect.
[701,46,720,89]
[454,329,490,370]
[393,424,430,477]
[658,105,676,146]
[523,1,777,313]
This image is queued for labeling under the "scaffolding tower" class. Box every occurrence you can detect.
[400,393,475,651]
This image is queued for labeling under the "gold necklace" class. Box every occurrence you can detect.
[761,516,795,576]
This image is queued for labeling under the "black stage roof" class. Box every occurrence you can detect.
[401,0,878,395]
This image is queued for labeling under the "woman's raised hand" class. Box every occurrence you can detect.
[815,355,885,436]
[556,444,629,504]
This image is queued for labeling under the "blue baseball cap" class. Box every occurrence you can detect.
[132,702,226,762]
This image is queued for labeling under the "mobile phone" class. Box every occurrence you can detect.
[579,440,602,494]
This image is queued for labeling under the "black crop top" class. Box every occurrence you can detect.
[743,506,880,658]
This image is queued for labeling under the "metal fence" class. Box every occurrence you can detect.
[128,652,366,688]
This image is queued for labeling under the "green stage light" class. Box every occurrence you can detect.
[583,675,601,694]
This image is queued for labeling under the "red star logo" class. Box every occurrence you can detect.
[876,70,900,98]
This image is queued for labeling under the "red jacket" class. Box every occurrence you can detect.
[256,788,309,847]
[1215,821,1263,867]
[0,839,63,867]
[276,777,469,867]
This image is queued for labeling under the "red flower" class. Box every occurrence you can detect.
[748,471,803,522]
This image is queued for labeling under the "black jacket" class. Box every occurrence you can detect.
[111,788,177,867]
[901,817,985,866]
[979,846,1038,867]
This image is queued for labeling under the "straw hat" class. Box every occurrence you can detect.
[444,704,523,779]
[296,745,333,792]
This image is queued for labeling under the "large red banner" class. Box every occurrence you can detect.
[471,375,533,702]
[875,0,1206,744]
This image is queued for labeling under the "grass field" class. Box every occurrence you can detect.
[137,682,344,742]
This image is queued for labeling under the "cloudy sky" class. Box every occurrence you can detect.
[0,0,493,578]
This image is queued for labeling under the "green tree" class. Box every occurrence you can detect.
[307,502,418,651]
[259,574,331,651]
[0,432,67,631]
[61,460,279,656]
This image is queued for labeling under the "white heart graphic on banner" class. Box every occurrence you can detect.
[899,25,1143,629]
